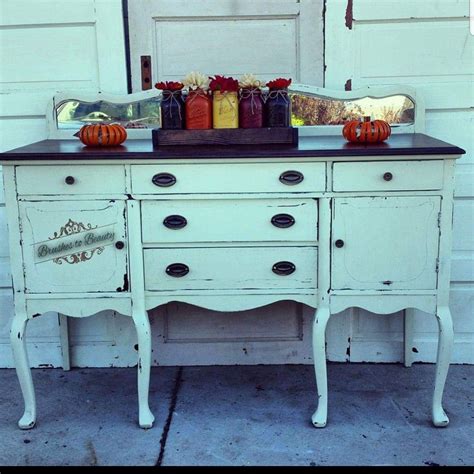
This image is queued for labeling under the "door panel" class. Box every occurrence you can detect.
[20,200,128,293]
[331,196,441,290]
[128,0,324,91]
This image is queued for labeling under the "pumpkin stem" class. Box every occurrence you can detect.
[363,116,371,122]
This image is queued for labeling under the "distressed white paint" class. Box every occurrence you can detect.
[0,0,471,373]
[1,82,463,427]
[325,0,474,365]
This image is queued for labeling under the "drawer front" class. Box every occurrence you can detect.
[131,162,326,194]
[16,165,126,195]
[142,199,318,243]
[332,160,444,192]
[144,247,317,291]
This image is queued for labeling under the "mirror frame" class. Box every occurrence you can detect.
[47,84,424,139]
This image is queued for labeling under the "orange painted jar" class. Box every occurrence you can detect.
[185,90,212,129]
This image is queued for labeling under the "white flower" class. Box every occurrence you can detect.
[239,73,263,89]
[182,71,210,91]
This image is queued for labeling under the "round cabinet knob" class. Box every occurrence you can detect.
[383,172,393,182]
[65,176,75,185]
[272,261,296,276]
[166,263,189,278]
[279,170,304,186]
[271,214,295,228]
[115,241,125,250]
[152,172,177,187]
[335,239,344,248]
[163,215,187,229]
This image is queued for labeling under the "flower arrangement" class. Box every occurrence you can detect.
[182,72,212,129]
[265,78,292,127]
[155,81,185,129]
[238,74,264,128]
[239,73,264,90]
[155,81,184,91]
[266,78,292,90]
[182,72,210,91]
[209,75,239,93]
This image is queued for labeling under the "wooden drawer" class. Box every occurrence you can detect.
[144,246,317,291]
[332,160,444,192]
[16,165,126,195]
[131,162,326,194]
[141,199,317,244]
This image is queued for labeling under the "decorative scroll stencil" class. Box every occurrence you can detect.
[35,219,116,265]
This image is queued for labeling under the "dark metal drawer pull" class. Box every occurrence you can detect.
[335,239,344,248]
[115,241,125,250]
[163,215,187,229]
[166,263,189,278]
[65,176,75,185]
[271,214,295,228]
[272,261,296,276]
[383,172,393,182]
[279,170,304,185]
[152,172,176,187]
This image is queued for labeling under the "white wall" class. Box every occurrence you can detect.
[325,0,474,363]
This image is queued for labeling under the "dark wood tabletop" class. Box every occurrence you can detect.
[0,133,465,161]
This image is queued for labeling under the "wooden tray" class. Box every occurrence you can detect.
[152,127,298,147]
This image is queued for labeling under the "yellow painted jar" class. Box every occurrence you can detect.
[212,91,239,129]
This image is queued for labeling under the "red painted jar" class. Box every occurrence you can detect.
[239,88,264,128]
[185,90,212,129]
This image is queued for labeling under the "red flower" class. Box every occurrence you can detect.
[209,75,239,93]
[266,78,292,89]
[154,81,184,91]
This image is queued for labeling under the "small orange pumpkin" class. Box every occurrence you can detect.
[77,123,127,146]
[343,116,391,144]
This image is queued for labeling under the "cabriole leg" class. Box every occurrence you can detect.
[10,312,36,429]
[311,306,331,428]
[132,309,154,429]
[432,306,454,427]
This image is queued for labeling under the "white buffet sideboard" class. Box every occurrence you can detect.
[0,86,465,429]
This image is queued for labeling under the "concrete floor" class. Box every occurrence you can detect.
[0,364,472,466]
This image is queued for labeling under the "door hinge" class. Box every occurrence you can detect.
[141,55,152,90]
[437,212,442,228]
[435,258,440,273]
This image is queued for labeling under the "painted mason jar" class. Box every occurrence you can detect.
[160,90,185,130]
[212,91,239,129]
[239,88,264,128]
[185,90,212,129]
[265,88,291,127]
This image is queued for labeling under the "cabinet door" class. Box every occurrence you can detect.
[331,197,440,291]
[20,200,128,293]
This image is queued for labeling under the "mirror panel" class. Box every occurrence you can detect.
[290,94,415,126]
[56,97,161,129]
